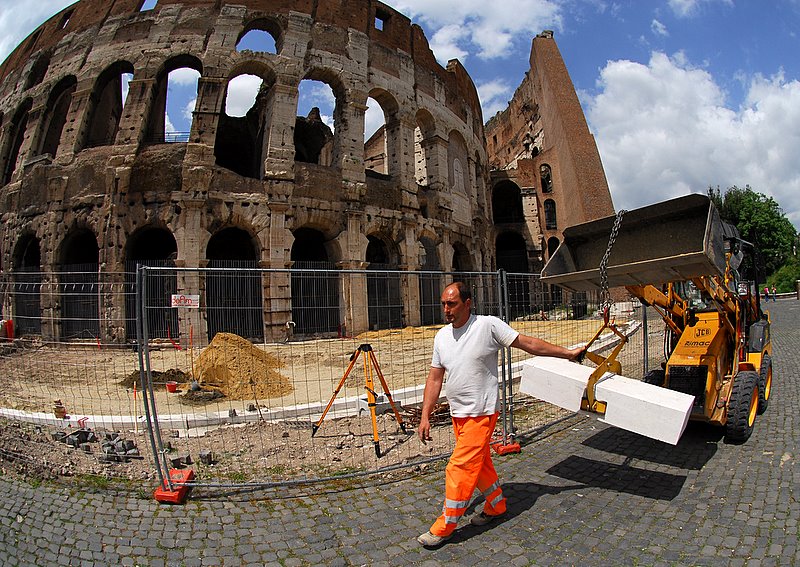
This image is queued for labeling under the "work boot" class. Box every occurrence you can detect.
[417,531,452,547]
[469,511,505,526]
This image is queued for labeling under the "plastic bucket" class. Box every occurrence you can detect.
[165,381,178,393]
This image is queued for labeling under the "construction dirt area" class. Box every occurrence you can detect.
[0,318,638,485]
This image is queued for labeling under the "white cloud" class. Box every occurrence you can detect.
[392,0,562,62]
[477,79,513,119]
[651,19,669,37]
[224,74,262,117]
[183,98,197,122]
[169,67,200,86]
[667,0,733,18]
[0,0,76,65]
[365,99,385,141]
[587,52,800,228]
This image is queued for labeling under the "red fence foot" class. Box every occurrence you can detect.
[153,468,195,504]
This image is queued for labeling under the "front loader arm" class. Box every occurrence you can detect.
[625,283,687,337]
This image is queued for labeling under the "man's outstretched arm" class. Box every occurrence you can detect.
[511,334,584,360]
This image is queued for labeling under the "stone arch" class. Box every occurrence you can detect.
[57,227,100,340]
[364,88,400,178]
[236,17,282,54]
[418,235,441,326]
[12,232,42,336]
[145,54,203,144]
[214,63,277,179]
[79,61,134,150]
[496,230,530,319]
[544,198,557,230]
[290,227,340,335]
[452,241,473,272]
[540,163,553,193]
[492,179,524,224]
[366,233,402,330]
[124,225,179,340]
[2,98,33,185]
[37,75,77,158]
[547,236,560,259]
[295,69,346,168]
[294,66,347,166]
[205,226,263,341]
[414,108,436,188]
[448,130,471,225]
[24,50,51,91]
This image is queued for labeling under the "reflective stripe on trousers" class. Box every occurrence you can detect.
[430,412,507,536]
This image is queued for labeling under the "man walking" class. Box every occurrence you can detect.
[417,282,584,547]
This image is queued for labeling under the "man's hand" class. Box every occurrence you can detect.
[418,416,432,443]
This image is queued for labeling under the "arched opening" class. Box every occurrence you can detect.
[125,226,178,341]
[414,109,436,189]
[205,227,263,341]
[366,235,402,330]
[448,130,471,225]
[496,231,530,319]
[12,234,42,336]
[214,69,274,179]
[492,180,524,224]
[2,99,32,185]
[295,78,337,166]
[145,56,202,144]
[290,228,339,335]
[58,228,100,340]
[80,62,134,149]
[547,236,560,259]
[418,236,441,325]
[236,19,280,54]
[540,164,554,193]
[24,52,51,91]
[546,236,562,306]
[38,76,77,158]
[364,90,398,179]
[544,198,557,230]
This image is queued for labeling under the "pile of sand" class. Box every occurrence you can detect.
[195,333,293,400]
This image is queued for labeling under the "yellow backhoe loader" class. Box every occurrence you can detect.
[523,193,772,444]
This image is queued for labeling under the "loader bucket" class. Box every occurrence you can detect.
[541,193,727,292]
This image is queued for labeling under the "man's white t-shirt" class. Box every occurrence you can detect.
[431,314,519,417]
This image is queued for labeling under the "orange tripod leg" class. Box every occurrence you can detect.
[311,347,359,437]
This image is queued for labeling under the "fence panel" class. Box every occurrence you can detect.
[0,266,648,492]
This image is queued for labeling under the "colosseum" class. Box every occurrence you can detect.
[0,0,613,344]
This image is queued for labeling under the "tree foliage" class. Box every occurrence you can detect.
[708,185,797,279]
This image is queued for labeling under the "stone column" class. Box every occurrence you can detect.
[261,200,293,342]
[398,217,422,327]
[334,210,369,335]
[174,198,207,347]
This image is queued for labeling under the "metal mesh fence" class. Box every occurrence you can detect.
[0,267,648,491]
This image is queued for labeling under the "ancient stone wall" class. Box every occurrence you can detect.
[486,31,614,273]
[0,0,490,342]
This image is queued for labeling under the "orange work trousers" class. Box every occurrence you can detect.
[430,412,506,536]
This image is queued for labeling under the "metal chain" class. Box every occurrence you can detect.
[599,209,626,311]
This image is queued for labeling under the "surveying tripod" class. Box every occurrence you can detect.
[311,343,407,457]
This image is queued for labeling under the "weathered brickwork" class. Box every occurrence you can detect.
[0,5,611,342]
[486,30,614,273]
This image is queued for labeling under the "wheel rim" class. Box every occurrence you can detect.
[764,366,772,401]
[748,386,758,427]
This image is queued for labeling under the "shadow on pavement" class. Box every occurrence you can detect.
[580,420,722,470]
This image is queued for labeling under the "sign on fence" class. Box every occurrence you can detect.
[170,294,200,308]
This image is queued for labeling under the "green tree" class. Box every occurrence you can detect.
[708,185,797,277]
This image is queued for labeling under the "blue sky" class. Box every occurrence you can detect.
[2,0,799,229]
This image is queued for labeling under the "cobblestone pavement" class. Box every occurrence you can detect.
[1,300,798,566]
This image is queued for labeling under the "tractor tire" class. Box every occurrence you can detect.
[725,370,759,443]
[643,368,666,386]
[757,354,772,414]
